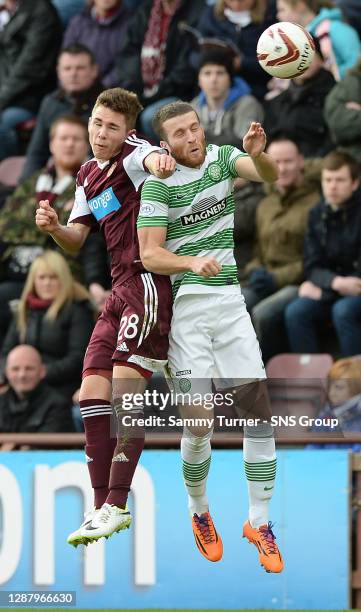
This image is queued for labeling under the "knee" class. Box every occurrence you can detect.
[231,380,271,421]
[332,299,351,324]
[182,426,213,447]
[285,298,302,326]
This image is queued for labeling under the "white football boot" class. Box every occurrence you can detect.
[80,502,132,543]
[67,508,100,547]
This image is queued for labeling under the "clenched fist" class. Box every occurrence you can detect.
[35,200,60,233]
[190,256,222,278]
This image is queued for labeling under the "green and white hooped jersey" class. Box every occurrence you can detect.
[137,144,247,300]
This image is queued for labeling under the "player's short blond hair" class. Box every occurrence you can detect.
[328,358,361,397]
[93,88,143,129]
[152,101,200,140]
[215,0,266,23]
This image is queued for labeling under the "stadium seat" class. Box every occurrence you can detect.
[0,156,26,187]
[266,353,333,379]
[265,354,333,434]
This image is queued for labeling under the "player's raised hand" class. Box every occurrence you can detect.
[154,151,176,179]
[190,256,222,278]
[35,200,60,233]
[145,150,176,179]
[243,122,267,158]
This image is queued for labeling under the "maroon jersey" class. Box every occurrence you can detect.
[68,133,160,289]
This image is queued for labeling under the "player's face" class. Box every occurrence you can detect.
[276,0,300,23]
[6,353,44,397]
[161,112,206,169]
[57,52,98,94]
[198,65,231,100]
[322,166,359,208]
[267,140,304,192]
[225,0,254,10]
[34,269,62,301]
[89,105,130,162]
[328,379,351,407]
[50,123,89,171]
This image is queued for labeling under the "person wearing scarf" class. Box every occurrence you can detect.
[118,0,204,137]
[0,251,94,401]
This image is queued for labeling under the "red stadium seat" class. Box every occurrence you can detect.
[265,354,334,433]
[0,156,26,187]
[266,353,333,379]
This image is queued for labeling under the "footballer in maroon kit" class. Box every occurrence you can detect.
[35,88,175,545]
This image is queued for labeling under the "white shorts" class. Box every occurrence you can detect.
[167,290,266,395]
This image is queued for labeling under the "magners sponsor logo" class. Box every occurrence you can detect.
[180,198,226,226]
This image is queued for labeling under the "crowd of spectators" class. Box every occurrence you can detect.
[0,0,361,433]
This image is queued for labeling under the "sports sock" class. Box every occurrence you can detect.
[80,399,116,509]
[243,421,276,528]
[181,426,212,515]
[106,388,145,509]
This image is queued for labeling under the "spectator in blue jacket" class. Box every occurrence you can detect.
[191,49,264,147]
[63,0,133,88]
[285,150,361,356]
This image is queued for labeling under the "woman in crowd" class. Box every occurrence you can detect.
[1,251,94,401]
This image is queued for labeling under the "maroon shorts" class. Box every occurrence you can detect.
[83,272,172,374]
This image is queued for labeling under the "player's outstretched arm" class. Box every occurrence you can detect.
[236,122,278,183]
[138,226,221,277]
[35,200,90,255]
[144,151,176,179]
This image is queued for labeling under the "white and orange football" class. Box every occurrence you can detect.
[257,21,315,79]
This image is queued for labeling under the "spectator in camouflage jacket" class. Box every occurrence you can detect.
[0,115,109,345]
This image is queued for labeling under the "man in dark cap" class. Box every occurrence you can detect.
[191,49,263,148]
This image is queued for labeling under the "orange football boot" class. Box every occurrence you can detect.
[192,512,223,562]
[243,520,284,573]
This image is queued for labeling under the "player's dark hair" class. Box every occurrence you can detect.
[93,88,143,129]
[153,101,200,140]
[49,115,88,140]
[322,150,360,181]
[60,43,96,64]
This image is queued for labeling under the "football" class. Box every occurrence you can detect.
[257,21,315,79]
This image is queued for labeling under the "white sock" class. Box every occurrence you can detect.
[243,422,276,528]
[181,426,212,515]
